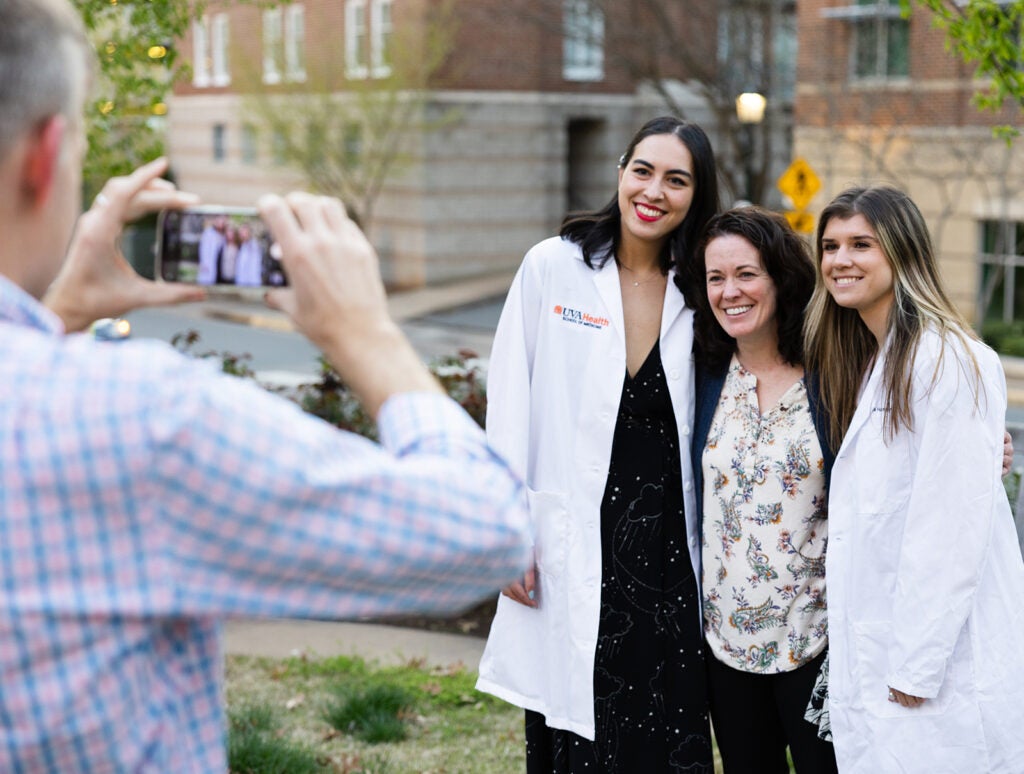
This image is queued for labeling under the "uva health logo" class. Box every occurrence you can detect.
[553,305,610,330]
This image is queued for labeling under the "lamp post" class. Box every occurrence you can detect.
[735,91,767,204]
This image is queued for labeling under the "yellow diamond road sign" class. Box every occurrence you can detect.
[777,158,821,211]
[785,210,816,234]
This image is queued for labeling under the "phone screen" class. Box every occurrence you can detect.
[156,207,287,287]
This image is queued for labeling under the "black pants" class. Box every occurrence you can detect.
[706,648,837,774]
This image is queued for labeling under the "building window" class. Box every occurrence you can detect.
[272,128,288,165]
[823,0,909,80]
[241,124,258,164]
[563,0,604,81]
[774,7,797,102]
[853,0,909,78]
[285,4,306,82]
[978,219,1024,325]
[211,13,230,86]
[718,5,765,99]
[192,16,210,87]
[263,8,283,84]
[371,0,393,77]
[719,1,796,102]
[346,0,369,78]
[344,123,363,167]
[213,123,227,162]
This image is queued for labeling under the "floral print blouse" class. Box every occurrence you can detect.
[701,357,828,674]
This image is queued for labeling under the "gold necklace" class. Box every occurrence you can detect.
[618,262,664,287]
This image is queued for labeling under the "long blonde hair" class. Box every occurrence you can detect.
[803,185,982,449]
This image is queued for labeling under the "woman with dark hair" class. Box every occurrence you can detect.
[690,207,839,773]
[476,116,720,772]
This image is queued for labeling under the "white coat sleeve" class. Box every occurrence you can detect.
[485,249,544,484]
[886,345,1006,697]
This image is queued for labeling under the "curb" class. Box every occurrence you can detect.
[205,306,294,332]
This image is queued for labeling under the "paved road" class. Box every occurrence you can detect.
[125,295,507,378]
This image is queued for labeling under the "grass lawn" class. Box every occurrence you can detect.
[225,653,525,773]
[225,652,760,773]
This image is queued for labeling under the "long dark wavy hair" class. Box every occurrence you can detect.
[560,116,720,287]
[692,207,816,372]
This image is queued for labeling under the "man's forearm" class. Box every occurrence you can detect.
[316,320,443,418]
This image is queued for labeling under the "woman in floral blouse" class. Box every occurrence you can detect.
[687,207,838,773]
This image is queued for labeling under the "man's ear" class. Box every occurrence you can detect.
[20,115,66,208]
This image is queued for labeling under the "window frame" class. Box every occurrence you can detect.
[211,13,231,87]
[370,0,393,78]
[285,4,307,83]
[241,123,259,165]
[346,0,369,79]
[823,0,910,81]
[212,123,227,163]
[263,7,284,85]
[977,218,1024,325]
[192,15,211,87]
[562,0,604,82]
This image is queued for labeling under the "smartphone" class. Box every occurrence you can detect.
[155,205,287,287]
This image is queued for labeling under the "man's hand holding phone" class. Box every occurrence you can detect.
[45,158,206,332]
[258,192,442,417]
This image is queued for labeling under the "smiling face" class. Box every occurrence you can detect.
[617,133,695,250]
[705,233,779,351]
[820,213,895,341]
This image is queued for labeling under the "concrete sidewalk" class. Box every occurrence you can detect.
[223,619,487,670]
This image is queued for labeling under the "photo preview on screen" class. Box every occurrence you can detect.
[157,206,287,287]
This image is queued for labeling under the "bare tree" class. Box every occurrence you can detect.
[241,0,458,227]
[467,0,796,205]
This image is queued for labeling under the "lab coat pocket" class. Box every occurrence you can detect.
[528,489,569,580]
[853,622,954,719]
[853,414,912,515]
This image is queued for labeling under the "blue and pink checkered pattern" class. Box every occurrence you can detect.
[0,275,530,772]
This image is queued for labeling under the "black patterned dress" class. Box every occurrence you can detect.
[525,342,713,773]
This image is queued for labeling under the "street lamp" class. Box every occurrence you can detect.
[735,91,767,204]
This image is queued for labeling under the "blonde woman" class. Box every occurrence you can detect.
[804,185,1024,773]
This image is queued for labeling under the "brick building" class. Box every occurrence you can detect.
[169,0,728,287]
[169,0,803,287]
[794,0,1024,324]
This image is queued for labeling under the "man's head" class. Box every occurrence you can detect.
[0,0,92,298]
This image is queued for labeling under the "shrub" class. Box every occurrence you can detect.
[172,332,487,441]
[981,320,1024,357]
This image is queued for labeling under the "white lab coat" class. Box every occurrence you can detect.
[827,329,1024,773]
[475,236,702,740]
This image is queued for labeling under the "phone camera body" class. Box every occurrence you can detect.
[155,206,287,288]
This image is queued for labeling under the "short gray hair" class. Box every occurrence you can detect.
[0,0,91,161]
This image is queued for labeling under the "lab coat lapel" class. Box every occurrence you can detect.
[837,352,885,458]
[661,270,686,337]
[593,258,625,341]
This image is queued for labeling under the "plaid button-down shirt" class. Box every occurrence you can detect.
[0,275,529,772]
